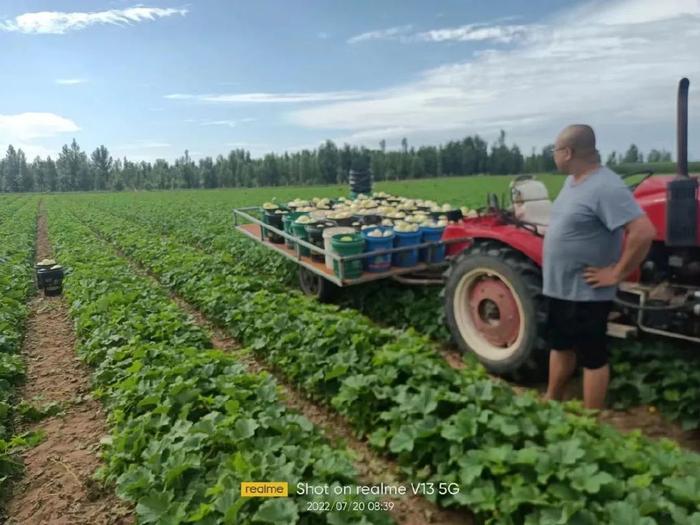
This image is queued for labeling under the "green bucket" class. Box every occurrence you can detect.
[283,211,306,249]
[331,232,365,279]
[292,219,315,256]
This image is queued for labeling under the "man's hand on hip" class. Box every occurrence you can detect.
[583,265,621,288]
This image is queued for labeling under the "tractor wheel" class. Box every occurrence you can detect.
[443,241,548,380]
[298,267,337,303]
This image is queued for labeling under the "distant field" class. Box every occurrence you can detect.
[99,173,564,209]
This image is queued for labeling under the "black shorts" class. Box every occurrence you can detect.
[546,297,612,369]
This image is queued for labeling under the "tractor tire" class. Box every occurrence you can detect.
[298,266,337,303]
[443,240,548,381]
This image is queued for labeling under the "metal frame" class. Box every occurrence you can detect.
[233,207,472,287]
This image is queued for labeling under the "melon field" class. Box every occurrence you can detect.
[1,175,699,525]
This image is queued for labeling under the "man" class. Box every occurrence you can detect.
[543,125,656,409]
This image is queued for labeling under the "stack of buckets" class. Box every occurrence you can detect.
[349,168,372,199]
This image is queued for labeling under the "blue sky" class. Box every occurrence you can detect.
[0,0,699,162]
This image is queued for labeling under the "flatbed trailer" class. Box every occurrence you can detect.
[233,207,472,299]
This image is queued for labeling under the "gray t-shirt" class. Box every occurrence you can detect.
[543,166,643,301]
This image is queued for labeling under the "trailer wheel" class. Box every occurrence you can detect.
[298,267,337,303]
[443,241,548,380]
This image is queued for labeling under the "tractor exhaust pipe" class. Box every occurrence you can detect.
[667,77,697,247]
[677,77,689,177]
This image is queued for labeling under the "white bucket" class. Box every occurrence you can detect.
[323,227,356,270]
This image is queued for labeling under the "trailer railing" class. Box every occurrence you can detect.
[233,207,473,286]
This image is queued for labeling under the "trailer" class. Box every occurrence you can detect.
[233,206,472,301]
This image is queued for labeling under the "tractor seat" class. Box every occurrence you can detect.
[510,178,551,232]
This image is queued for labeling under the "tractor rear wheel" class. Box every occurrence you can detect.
[443,241,548,380]
[298,267,337,303]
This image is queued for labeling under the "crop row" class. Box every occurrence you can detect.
[68,200,700,525]
[0,197,37,497]
[46,204,392,524]
[62,195,450,340]
[70,193,700,431]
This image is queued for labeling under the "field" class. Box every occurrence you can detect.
[1,175,699,525]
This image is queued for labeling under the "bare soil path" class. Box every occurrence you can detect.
[5,208,132,525]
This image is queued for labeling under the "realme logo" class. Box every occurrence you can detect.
[241,482,289,497]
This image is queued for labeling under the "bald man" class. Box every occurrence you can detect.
[543,125,655,409]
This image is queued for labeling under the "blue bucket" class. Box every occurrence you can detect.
[419,225,446,263]
[392,230,421,267]
[361,227,394,272]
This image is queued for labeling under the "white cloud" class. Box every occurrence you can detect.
[0,112,79,141]
[416,23,534,44]
[0,6,187,35]
[317,31,330,40]
[55,78,87,85]
[200,118,256,128]
[347,22,531,45]
[290,0,700,156]
[347,25,413,44]
[165,91,366,104]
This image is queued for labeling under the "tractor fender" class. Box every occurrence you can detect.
[444,222,544,266]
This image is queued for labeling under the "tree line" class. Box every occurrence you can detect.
[0,132,671,192]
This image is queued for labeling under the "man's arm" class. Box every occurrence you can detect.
[583,214,656,288]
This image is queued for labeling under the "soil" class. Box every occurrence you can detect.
[4,209,132,525]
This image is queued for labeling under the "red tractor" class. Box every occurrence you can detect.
[442,78,700,377]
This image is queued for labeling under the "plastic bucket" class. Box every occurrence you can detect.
[264,211,286,244]
[330,216,355,227]
[35,262,53,289]
[331,233,365,279]
[306,222,332,263]
[42,266,64,296]
[361,227,394,272]
[392,230,422,268]
[430,209,463,222]
[323,227,356,270]
[292,220,315,256]
[419,225,446,263]
[283,212,305,248]
[360,214,382,226]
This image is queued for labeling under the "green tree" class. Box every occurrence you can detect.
[45,157,58,191]
[317,140,339,184]
[200,157,218,188]
[2,145,20,192]
[91,145,112,190]
[410,155,425,179]
[623,144,641,163]
[57,139,89,191]
[18,149,33,192]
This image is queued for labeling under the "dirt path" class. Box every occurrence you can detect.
[5,209,132,525]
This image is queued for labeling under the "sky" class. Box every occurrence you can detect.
[0,0,699,162]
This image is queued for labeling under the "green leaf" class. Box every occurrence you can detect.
[252,499,299,524]
[605,501,657,525]
[233,418,258,440]
[389,427,416,453]
[136,492,172,523]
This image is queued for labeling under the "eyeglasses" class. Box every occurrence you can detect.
[553,146,568,152]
